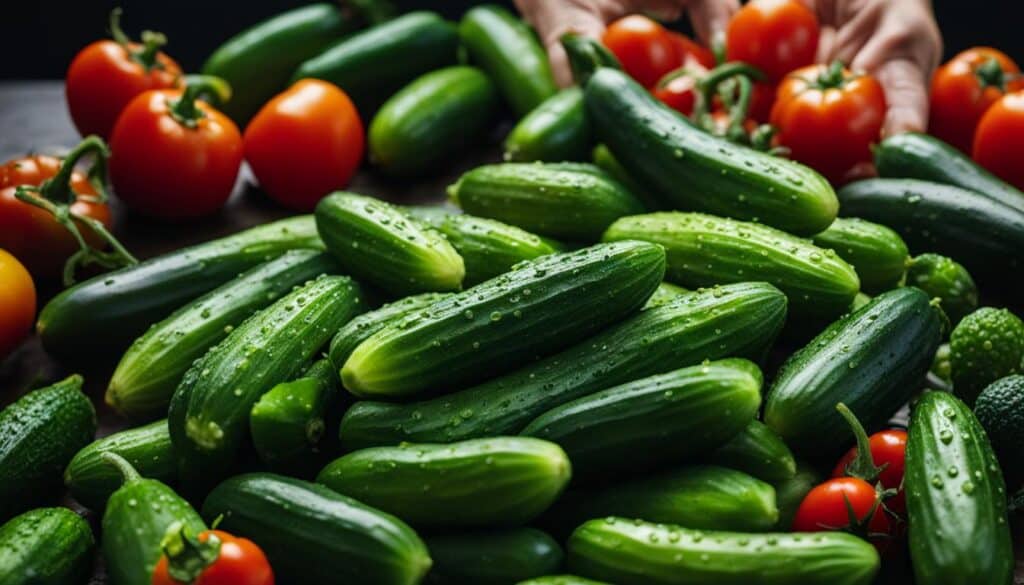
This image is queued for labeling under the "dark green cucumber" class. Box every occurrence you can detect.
[568,519,879,585]
[520,358,761,476]
[0,507,94,585]
[202,473,431,585]
[0,375,96,521]
[949,307,1024,405]
[459,5,557,116]
[64,419,174,510]
[643,282,689,309]
[591,144,661,211]
[108,250,338,420]
[810,218,909,294]
[974,375,1024,487]
[449,163,646,241]
[426,528,563,585]
[38,215,323,359]
[339,282,787,448]
[560,33,622,85]
[505,88,590,163]
[765,287,943,456]
[369,66,499,176]
[518,577,608,585]
[169,275,366,489]
[707,420,797,483]
[585,67,837,236]
[316,192,465,294]
[905,390,1013,584]
[604,212,859,319]
[773,461,822,530]
[906,253,978,325]
[341,241,665,398]
[292,11,459,113]
[318,437,570,527]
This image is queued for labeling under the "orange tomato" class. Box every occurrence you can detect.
[0,249,36,359]
[973,90,1024,191]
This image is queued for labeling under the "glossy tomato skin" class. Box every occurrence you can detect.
[973,91,1024,191]
[833,429,908,515]
[603,15,679,88]
[110,89,243,219]
[726,0,819,82]
[929,48,1024,154]
[653,66,706,116]
[152,530,274,585]
[748,81,776,123]
[671,32,715,70]
[793,477,892,552]
[244,79,364,211]
[0,249,36,359]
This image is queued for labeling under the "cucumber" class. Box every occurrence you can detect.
[604,212,859,319]
[169,275,366,489]
[64,420,174,510]
[449,163,646,241]
[292,12,459,114]
[107,250,338,420]
[591,144,661,211]
[426,528,563,585]
[520,358,762,476]
[560,33,622,85]
[773,461,822,530]
[0,375,96,521]
[584,67,837,236]
[931,343,952,384]
[765,287,944,456]
[905,390,1013,584]
[906,253,978,325]
[369,66,499,176]
[643,282,689,309]
[38,215,323,359]
[317,437,570,527]
[568,519,879,585]
[339,282,787,448]
[810,217,909,294]
[0,507,94,585]
[315,192,465,294]
[459,5,557,116]
[435,213,561,286]
[341,241,665,398]
[949,307,1024,405]
[202,473,431,585]
[707,420,797,483]
[518,578,607,585]
[505,89,590,163]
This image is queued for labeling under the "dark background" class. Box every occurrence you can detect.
[1,1,1021,80]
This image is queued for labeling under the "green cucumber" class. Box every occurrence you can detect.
[592,144,661,211]
[292,12,459,113]
[202,473,431,585]
[560,33,622,84]
[64,420,174,510]
[765,287,943,456]
[906,253,978,325]
[435,213,561,286]
[316,192,465,294]
[517,577,608,585]
[169,275,366,489]
[949,307,1024,404]
[341,241,665,398]
[643,281,689,309]
[38,215,323,359]
[108,250,338,420]
[369,66,499,176]
[449,163,646,241]
[905,390,1013,584]
[505,88,590,163]
[318,437,570,527]
[339,282,787,448]
[931,343,952,384]
[459,5,557,116]
[568,519,879,585]
[810,217,909,294]
[520,358,761,476]
[773,461,822,530]
[707,420,797,483]
[426,528,563,585]
[0,507,94,585]
[584,67,836,236]
[0,375,96,521]
[604,212,859,319]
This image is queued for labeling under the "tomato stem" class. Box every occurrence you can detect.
[975,57,1007,92]
[168,77,231,128]
[109,8,168,72]
[836,402,888,482]
[160,522,222,583]
[815,60,849,89]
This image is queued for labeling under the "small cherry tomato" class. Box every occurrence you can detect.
[726,0,820,82]
[833,429,908,515]
[244,79,365,211]
[603,15,679,88]
[972,90,1024,191]
[793,477,892,552]
[653,65,707,116]
[0,249,36,359]
[153,529,273,585]
[670,32,716,70]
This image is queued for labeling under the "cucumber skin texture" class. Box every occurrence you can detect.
[585,68,837,236]
[974,375,1024,487]
[592,144,662,211]
[773,462,822,530]
[811,217,909,294]
[370,66,499,176]
[169,275,367,489]
[520,358,762,476]
[339,282,787,448]
[64,420,174,510]
[107,250,338,420]
[518,577,608,585]
[437,214,560,286]
[708,420,797,483]
[765,287,943,456]
[202,473,431,585]
[426,528,563,585]
[0,507,94,585]
[293,12,459,113]
[459,5,557,116]
[905,391,1013,585]
[0,375,96,521]
[505,88,590,163]
[449,163,646,241]
[949,307,1024,405]
[316,192,465,294]
[906,253,978,325]
[318,437,570,527]
[38,215,323,359]
[342,241,665,398]
[604,212,859,319]
[643,282,689,309]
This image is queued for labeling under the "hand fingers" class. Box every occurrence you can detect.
[514,0,615,87]
[683,0,739,47]
[872,58,931,135]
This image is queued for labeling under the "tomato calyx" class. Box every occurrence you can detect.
[168,77,234,129]
[796,60,857,92]
[835,402,888,482]
[159,522,223,584]
[974,57,1012,92]
[109,8,168,73]
[830,486,894,543]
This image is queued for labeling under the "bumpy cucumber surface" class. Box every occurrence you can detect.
[0,507,94,585]
[505,88,590,163]
[436,214,561,286]
[426,528,563,585]
[643,282,689,308]
[949,307,1024,405]
[811,217,909,294]
[906,253,978,325]
[517,577,608,585]
[707,419,797,483]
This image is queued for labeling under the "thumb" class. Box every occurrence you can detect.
[870,58,930,135]
[515,0,610,87]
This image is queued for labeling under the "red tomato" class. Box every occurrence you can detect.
[748,81,777,123]
[793,477,892,552]
[671,33,716,70]
[771,63,886,183]
[653,66,706,116]
[0,249,36,359]
[244,79,365,211]
[930,48,1024,154]
[66,9,182,139]
[603,15,679,88]
[726,0,820,82]
[833,429,908,515]
[973,90,1024,191]
[153,530,273,585]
